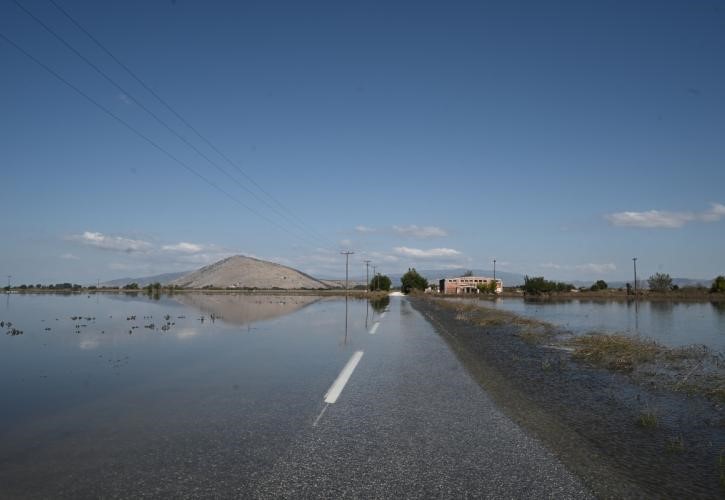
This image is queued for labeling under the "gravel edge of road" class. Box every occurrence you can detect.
[410,296,725,498]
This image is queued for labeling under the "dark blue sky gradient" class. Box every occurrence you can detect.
[2,0,724,282]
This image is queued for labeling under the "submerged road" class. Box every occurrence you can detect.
[0,294,590,498]
[252,295,590,498]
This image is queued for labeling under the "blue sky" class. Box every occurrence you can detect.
[2,0,724,284]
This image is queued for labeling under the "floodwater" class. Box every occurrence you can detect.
[470,297,725,353]
[0,292,387,497]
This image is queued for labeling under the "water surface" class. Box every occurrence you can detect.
[468,297,725,352]
[0,292,382,496]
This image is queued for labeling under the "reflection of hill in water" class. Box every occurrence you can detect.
[173,294,322,326]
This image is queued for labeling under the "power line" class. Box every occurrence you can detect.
[12,0,332,248]
[0,31,322,249]
[44,0,336,248]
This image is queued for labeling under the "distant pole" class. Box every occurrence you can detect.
[6,275,11,289]
[341,251,354,292]
[632,257,638,297]
[372,265,377,291]
[493,259,496,281]
[364,260,371,291]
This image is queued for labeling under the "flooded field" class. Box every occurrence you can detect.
[460,297,725,353]
[0,292,386,496]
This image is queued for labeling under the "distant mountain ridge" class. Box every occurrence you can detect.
[169,255,330,289]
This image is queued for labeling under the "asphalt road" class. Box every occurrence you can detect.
[251,296,591,498]
[0,294,591,498]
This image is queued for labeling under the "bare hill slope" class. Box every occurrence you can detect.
[170,255,330,289]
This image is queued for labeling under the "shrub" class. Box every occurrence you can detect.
[648,273,673,292]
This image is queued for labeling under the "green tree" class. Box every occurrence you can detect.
[590,280,608,291]
[522,276,574,294]
[711,275,725,293]
[401,268,428,294]
[648,273,673,292]
[369,274,391,291]
[123,283,139,290]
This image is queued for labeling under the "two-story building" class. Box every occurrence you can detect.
[439,276,503,294]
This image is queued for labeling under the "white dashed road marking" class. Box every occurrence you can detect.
[323,351,364,404]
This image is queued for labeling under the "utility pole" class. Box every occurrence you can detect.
[363,260,371,291]
[632,257,638,297]
[341,251,354,292]
[493,259,496,281]
[6,275,11,289]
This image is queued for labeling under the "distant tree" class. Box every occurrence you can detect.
[590,280,608,291]
[369,274,391,291]
[123,283,139,290]
[711,276,725,293]
[462,270,473,277]
[648,273,673,292]
[522,276,574,294]
[36,284,42,289]
[19,284,27,289]
[401,268,428,294]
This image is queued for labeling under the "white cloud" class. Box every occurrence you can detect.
[355,225,376,233]
[69,231,152,253]
[59,253,80,260]
[340,239,352,247]
[393,225,447,238]
[605,202,725,228]
[161,242,204,253]
[393,246,461,258]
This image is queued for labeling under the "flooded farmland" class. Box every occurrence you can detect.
[0,292,385,497]
[464,297,725,353]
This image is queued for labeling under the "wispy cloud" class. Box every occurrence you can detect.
[393,225,447,238]
[541,262,616,274]
[69,231,237,273]
[355,225,376,233]
[161,242,205,253]
[59,253,80,260]
[69,231,152,253]
[340,239,352,247]
[605,203,725,228]
[393,246,461,258]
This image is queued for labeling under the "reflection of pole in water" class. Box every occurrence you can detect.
[344,295,349,345]
[634,299,640,333]
[365,298,369,329]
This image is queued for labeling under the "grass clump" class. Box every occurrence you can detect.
[569,334,662,372]
[517,328,553,345]
[637,410,658,428]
